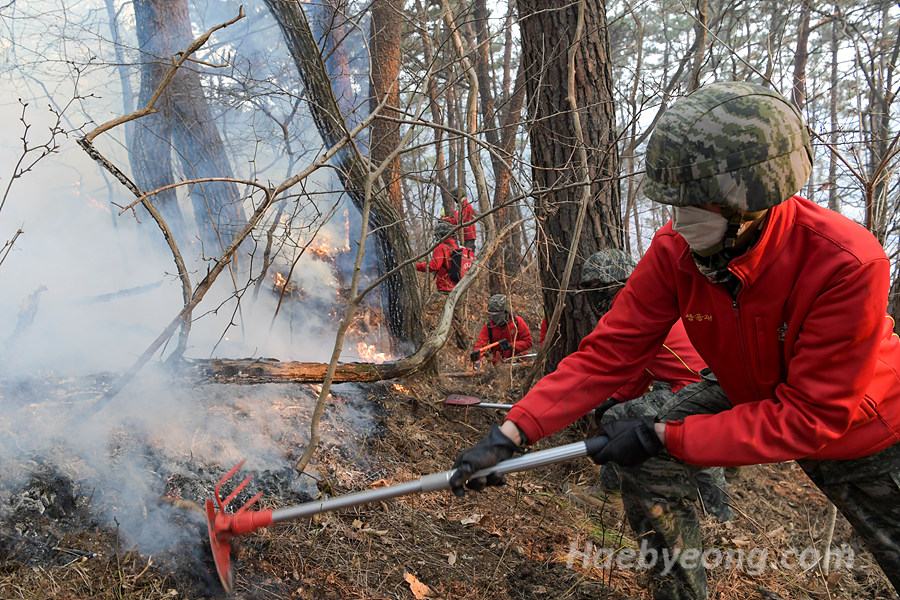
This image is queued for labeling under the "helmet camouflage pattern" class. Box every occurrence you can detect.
[487,294,510,313]
[644,81,813,213]
[580,249,636,287]
[434,219,454,238]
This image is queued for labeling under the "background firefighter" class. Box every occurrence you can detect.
[415,220,463,292]
[470,294,532,365]
[443,187,477,251]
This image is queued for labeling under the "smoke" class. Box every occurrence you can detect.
[0,365,381,558]
[0,1,389,574]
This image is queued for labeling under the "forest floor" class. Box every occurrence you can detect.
[0,287,897,599]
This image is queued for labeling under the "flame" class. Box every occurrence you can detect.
[298,229,350,261]
[391,383,408,394]
[273,272,287,290]
[72,182,112,214]
[356,342,389,364]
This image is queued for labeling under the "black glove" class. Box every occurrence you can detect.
[593,398,619,422]
[470,350,481,363]
[498,339,513,352]
[585,398,619,438]
[589,417,664,468]
[449,425,524,496]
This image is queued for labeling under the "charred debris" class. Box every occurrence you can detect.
[0,371,394,595]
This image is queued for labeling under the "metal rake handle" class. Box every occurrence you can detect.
[269,435,608,524]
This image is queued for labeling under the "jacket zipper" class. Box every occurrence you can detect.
[728,273,759,401]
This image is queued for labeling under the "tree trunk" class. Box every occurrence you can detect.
[370,0,405,215]
[131,0,247,255]
[414,0,453,216]
[131,0,188,248]
[791,0,810,109]
[265,0,424,348]
[828,2,840,213]
[517,0,621,372]
[689,0,708,90]
[470,0,527,291]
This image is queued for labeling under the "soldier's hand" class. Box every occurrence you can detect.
[589,417,663,468]
[470,350,481,363]
[593,398,619,422]
[585,398,619,438]
[498,339,513,352]
[449,425,523,496]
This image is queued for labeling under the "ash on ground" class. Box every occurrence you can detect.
[0,373,386,595]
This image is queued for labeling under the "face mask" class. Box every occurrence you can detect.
[671,206,729,254]
[489,311,508,326]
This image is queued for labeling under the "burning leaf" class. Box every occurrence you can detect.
[404,572,432,599]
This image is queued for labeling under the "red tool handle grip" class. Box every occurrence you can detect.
[229,509,275,535]
[475,341,500,353]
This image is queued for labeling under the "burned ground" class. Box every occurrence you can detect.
[0,352,897,599]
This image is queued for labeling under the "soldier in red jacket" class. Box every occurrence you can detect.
[470,294,532,365]
[415,220,461,292]
[449,83,900,598]
[444,188,477,251]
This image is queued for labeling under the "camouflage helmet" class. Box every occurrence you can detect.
[487,294,511,313]
[579,249,636,287]
[434,219,454,238]
[644,82,813,213]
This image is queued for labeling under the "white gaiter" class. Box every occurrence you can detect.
[671,206,729,254]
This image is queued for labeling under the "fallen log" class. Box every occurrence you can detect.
[185,357,414,384]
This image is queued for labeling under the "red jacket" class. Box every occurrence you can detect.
[475,316,533,363]
[539,318,705,401]
[610,319,705,402]
[416,239,460,291]
[506,196,900,466]
[446,199,476,241]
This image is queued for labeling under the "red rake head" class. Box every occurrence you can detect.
[206,461,274,594]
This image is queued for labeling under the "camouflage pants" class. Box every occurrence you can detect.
[614,372,900,599]
[599,383,734,523]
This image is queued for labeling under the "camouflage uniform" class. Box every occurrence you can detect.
[798,446,900,593]
[599,383,734,523]
[620,370,900,598]
[579,248,636,287]
[581,250,734,524]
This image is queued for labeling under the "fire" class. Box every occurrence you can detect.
[356,342,389,364]
[297,230,349,261]
[73,181,112,214]
[391,383,409,394]
[273,272,287,291]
